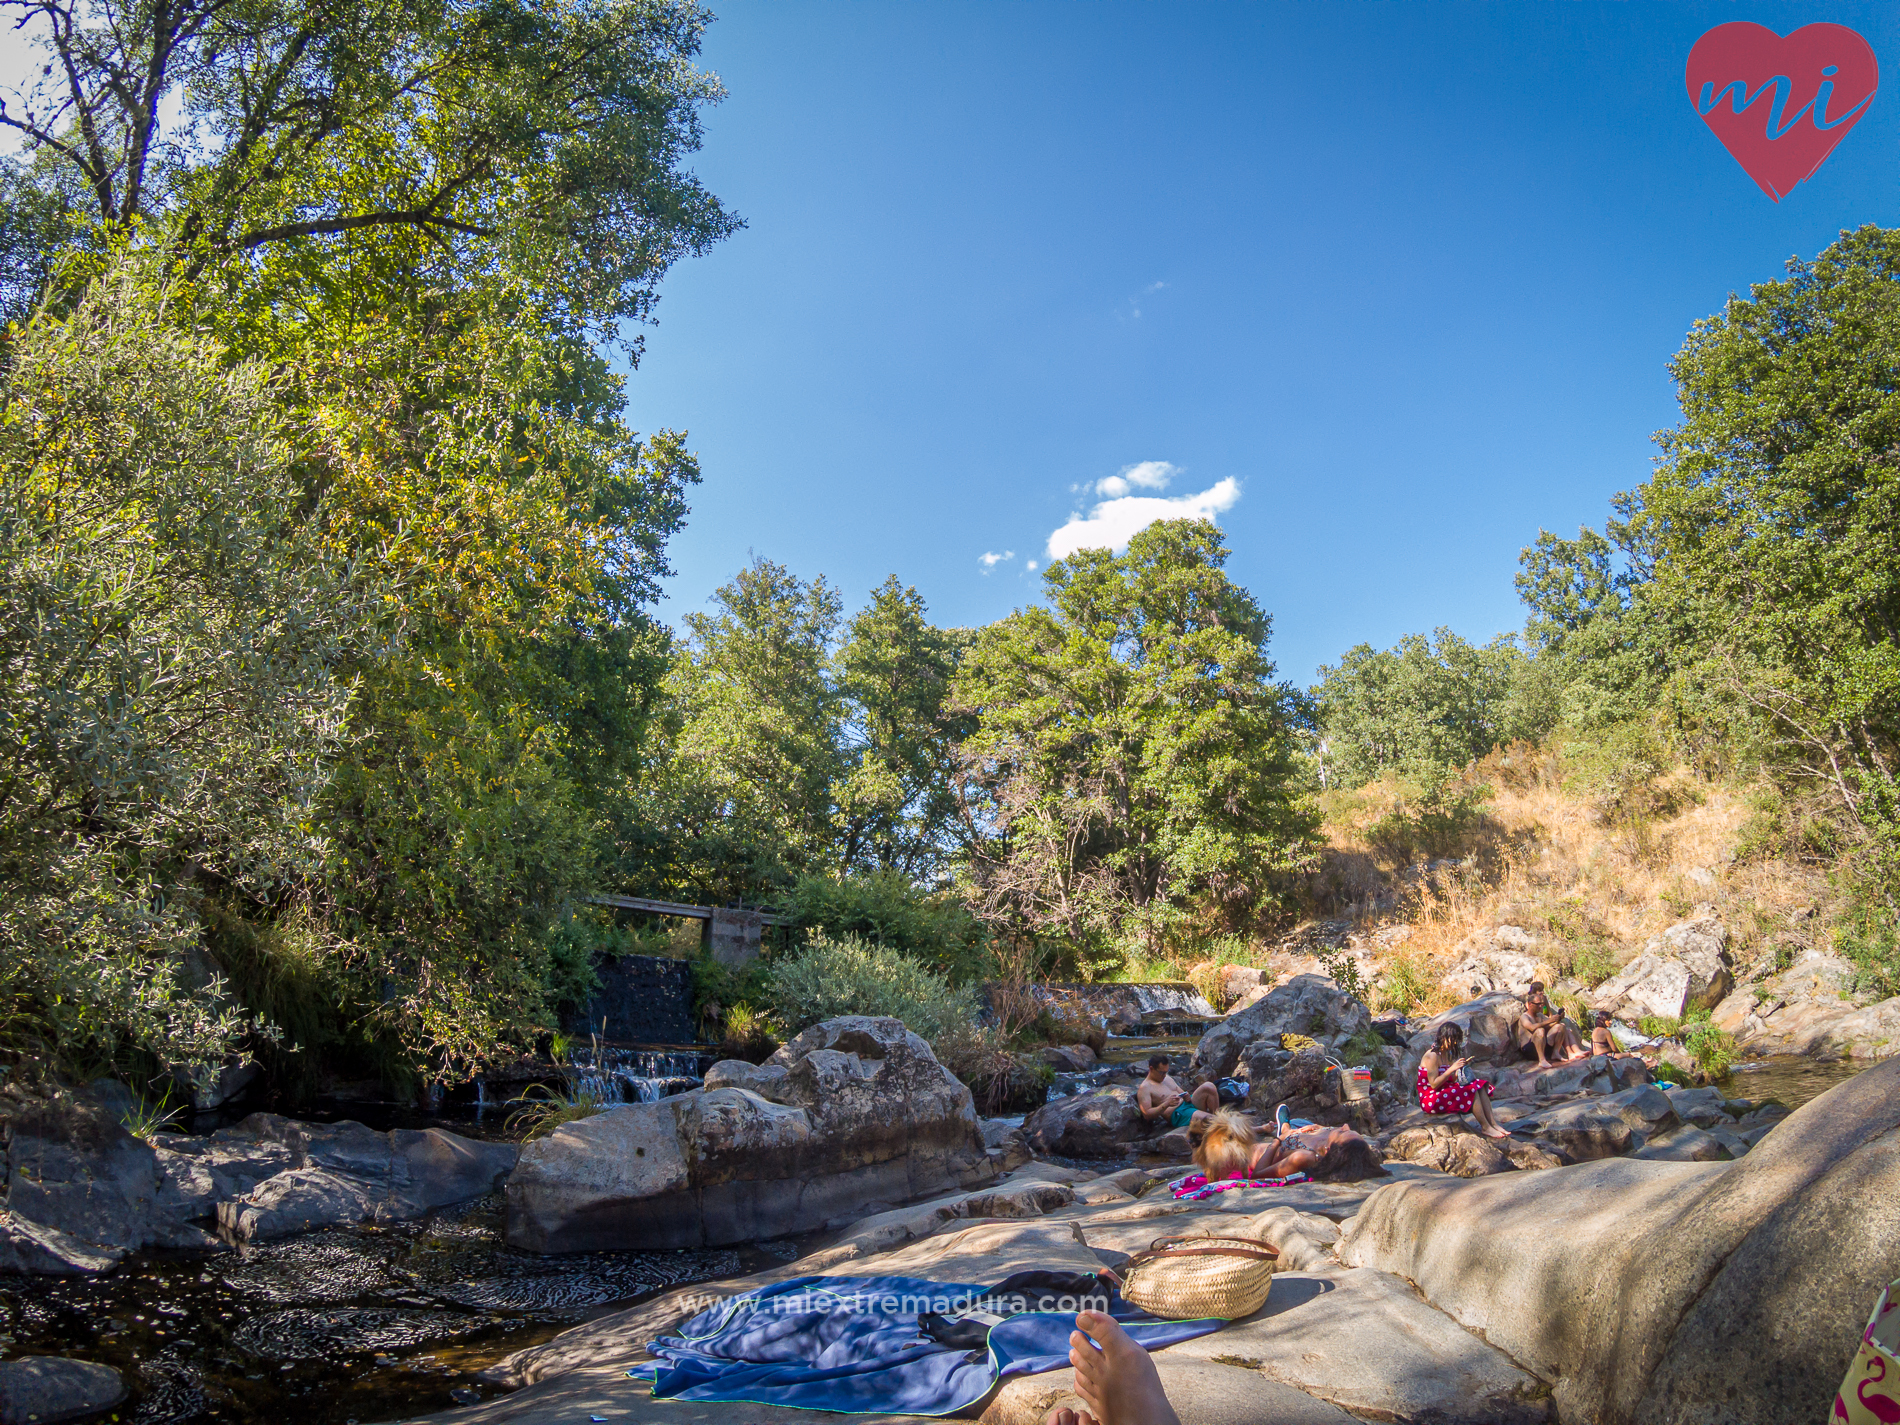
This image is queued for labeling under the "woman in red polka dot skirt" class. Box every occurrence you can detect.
[1417,1022,1512,1138]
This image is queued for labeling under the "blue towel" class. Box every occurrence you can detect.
[627,1273,1223,1414]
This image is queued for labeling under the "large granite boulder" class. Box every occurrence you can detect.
[1590,917,1732,1021]
[216,1118,515,1241]
[1340,1056,1900,1425]
[1439,925,1545,1000]
[1189,973,1371,1082]
[1019,1086,1147,1158]
[1396,992,1525,1086]
[506,1016,993,1253]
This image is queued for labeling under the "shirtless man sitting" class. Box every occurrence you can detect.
[1135,1054,1218,1135]
[1517,982,1586,1069]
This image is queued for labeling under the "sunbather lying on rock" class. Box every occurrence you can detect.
[1517,983,1587,1069]
[1042,1310,1181,1425]
[1418,1022,1512,1138]
[1136,1053,1218,1134]
[1191,1107,1386,1183]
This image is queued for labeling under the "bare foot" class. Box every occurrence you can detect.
[1481,1125,1512,1139]
[1069,1310,1181,1425]
[1042,1409,1100,1425]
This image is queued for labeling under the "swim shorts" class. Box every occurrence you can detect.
[1170,1100,1196,1130]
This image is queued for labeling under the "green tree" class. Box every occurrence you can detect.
[0,262,363,1071]
[952,520,1316,969]
[834,577,973,880]
[1612,225,1900,891]
[1312,628,1553,788]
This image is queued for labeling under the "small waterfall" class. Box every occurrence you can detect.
[474,1079,489,1118]
[565,1046,711,1104]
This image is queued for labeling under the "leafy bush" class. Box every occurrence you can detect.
[1639,1015,1683,1040]
[764,934,978,1043]
[1836,893,1900,1002]
[1684,1019,1739,1079]
[1364,783,1497,863]
[785,872,991,984]
[716,1004,780,1065]
[1376,956,1434,1015]
[1311,944,1370,1006]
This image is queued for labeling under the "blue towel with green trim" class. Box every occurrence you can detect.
[627,1273,1222,1414]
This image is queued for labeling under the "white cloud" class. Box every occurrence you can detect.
[1045,478,1241,560]
[978,550,1015,573]
[1025,560,1039,572]
[1094,460,1179,499]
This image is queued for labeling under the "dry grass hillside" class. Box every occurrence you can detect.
[1191,737,1850,1020]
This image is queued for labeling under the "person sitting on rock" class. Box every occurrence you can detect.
[1589,1009,1640,1061]
[1136,1053,1218,1135]
[1417,1022,1512,1138]
[1516,983,1587,1069]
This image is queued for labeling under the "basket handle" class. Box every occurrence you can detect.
[1124,1237,1279,1272]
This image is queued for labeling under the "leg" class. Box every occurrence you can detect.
[1068,1310,1182,1425]
[1190,1081,1220,1113]
[1529,1026,1552,1069]
[1559,1025,1588,1061]
[1470,1086,1511,1138]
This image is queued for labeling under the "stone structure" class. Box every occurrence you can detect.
[563,953,697,1043]
[505,1015,993,1253]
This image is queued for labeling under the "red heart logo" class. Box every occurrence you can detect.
[1685,22,1878,200]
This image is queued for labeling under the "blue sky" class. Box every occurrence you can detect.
[618,2,1900,684]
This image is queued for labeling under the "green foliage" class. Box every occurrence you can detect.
[1376,956,1434,1015]
[1540,902,1621,988]
[1639,1015,1683,1040]
[0,261,362,1072]
[716,1004,780,1064]
[1313,628,1557,789]
[688,955,774,1038]
[1835,894,1900,1002]
[1310,944,1370,1007]
[506,1083,607,1142]
[1363,783,1497,863]
[763,934,978,1044]
[1520,227,1900,901]
[953,520,1317,970]
[785,871,989,983]
[1684,1018,1740,1080]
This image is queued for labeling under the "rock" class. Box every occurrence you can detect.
[701,1059,793,1100]
[4,1095,161,1254]
[1037,1043,1097,1073]
[1662,1086,1730,1128]
[506,1016,991,1253]
[215,1117,516,1241]
[0,1211,122,1274]
[1632,1124,1731,1162]
[1241,1045,1333,1117]
[1219,964,1268,1003]
[1340,1056,1900,1425]
[1503,1099,1635,1160]
[1162,1267,1552,1424]
[1190,974,1371,1082]
[151,1125,297,1220]
[1591,917,1732,1021]
[1744,994,1900,1060]
[1397,992,1525,1085]
[1020,1086,1145,1158]
[1596,1084,1680,1137]
[165,1056,260,1112]
[1154,1128,1192,1157]
[1769,948,1859,1000]
[1439,926,1543,999]
[1426,1132,1513,1178]
[0,1356,126,1424]
[1502,1141,1565,1171]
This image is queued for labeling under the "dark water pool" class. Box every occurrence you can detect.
[1715,1054,1874,1110]
[0,1197,787,1425]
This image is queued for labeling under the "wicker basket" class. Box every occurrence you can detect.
[1110,1232,1278,1320]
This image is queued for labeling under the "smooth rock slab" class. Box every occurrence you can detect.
[0,1212,121,1274]
[0,1356,126,1425]
[1341,1057,1900,1425]
[1164,1268,1550,1423]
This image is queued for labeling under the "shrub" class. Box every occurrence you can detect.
[716,1004,780,1064]
[1376,955,1434,1015]
[1684,1019,1739,1080]
[764,934,978,1044]
[1364,783,1497,863]
[1638,1014,1683,1040]
[785,872,990,984]
[506,1084,606,1141]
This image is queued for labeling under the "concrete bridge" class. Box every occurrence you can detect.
[586,894,792,968]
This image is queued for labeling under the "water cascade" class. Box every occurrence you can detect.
[565,1046,713,1104]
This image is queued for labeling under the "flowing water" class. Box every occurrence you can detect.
[563,1045,713,1105]
[0,1195,781,1425]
